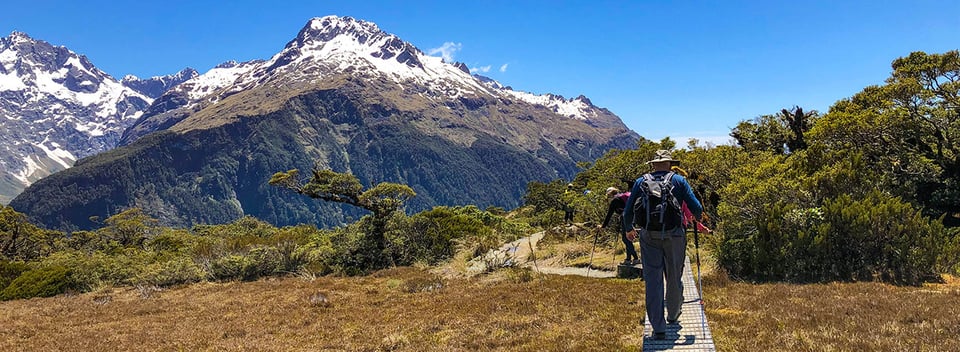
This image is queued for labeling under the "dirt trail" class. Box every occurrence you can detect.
[483,227,616,278]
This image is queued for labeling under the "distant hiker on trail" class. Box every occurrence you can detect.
[599,187,639,264]
[623,149,703,340]
[562,183,576,224]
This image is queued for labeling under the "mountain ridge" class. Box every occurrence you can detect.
[0,31,153,204]
[10,16,639,230]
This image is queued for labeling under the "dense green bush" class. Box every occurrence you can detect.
[0,265,75,300]
[716,149,955,285]
[0,260,30,291]
[208,246,284,281]
[146,229,198,253]
[209,254,258,281]
[40,249,152,289]
[132,257,206,287]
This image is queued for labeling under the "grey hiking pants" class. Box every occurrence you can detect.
[638,227,686,334]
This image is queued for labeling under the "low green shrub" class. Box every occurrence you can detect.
[132,257,206,287]
[147,229,199,253]
[718,191,951,285]
[209,254,257,281]
[0,260,30,291]
[40,249,149,289]
[0,265,75,300]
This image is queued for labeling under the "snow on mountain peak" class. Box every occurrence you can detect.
[304,16,384,42]
[1,31,158,201]
[141,15,605,129]
[5,31,33,46]
[214,60,240,69]
[283,15,429,73]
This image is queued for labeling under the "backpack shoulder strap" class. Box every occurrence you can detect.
[663,171,675,184]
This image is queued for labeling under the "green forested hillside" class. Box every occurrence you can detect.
[10,85,635,231]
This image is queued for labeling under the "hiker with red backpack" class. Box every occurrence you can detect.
[599,187,639,265]
[623,149,703,340]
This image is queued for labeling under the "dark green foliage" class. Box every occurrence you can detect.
[99,208,160,248]
[394,207,477,264]
[0,265,74,300]
[731,107,818,154]
[395,206,511,264]
[133,257,205,287]
[0,260,29,291]
[813,50,960,224]
[0,206,56,261]
[42,249,149,289]
[11,86,633,232]
[208,248,283,281]
[717,191,948,285]
[522,179,569,213]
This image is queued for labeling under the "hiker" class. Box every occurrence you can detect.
[671,166,712,234]
[562,183,576,224]
[598,187,639,264]
[623,149,703,340]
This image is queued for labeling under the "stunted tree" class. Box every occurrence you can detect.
[731,106,817,154]
[270,168,415,218]
[270,167,416,263]
[780,106,817,153]
[99,208,160,248]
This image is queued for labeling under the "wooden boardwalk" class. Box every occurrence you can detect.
[642,256,716,351]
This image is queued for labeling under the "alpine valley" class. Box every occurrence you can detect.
[8,16,639,231]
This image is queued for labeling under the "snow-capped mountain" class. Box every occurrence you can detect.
[0,31,153,204]
[121,68,198,99]
[121,15,622,144]
[13,16,639,230]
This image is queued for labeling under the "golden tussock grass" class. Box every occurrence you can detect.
[0,267,644,351]
[3,248,959,351]
[703,270,960,351]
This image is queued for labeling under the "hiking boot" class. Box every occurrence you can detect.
[667,310,682,324]
[647,332,667,340]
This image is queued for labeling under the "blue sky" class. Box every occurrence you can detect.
[3,1,958,144]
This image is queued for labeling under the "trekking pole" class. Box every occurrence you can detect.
[694,220,703,305]
[694,220,708,334]
[586,226,600,277]
[527,236,543,280]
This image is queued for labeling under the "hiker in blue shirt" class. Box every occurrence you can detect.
[623,149,703,340]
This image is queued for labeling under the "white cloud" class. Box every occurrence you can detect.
[427,42,462,63]
[470,65,491,73]
[499,63,509,72]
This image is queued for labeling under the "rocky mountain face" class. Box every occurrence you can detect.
[11,16,639,231]
[121,68,198,99]
[0,32,155,204]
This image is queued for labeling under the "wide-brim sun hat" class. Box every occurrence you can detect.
[605,187,618,196]
[646,149,678,164]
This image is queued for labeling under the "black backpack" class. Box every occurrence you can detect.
[632,172,683,231]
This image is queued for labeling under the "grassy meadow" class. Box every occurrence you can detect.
[2,245,958,352]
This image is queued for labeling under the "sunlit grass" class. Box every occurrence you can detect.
[2,237,958,351]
